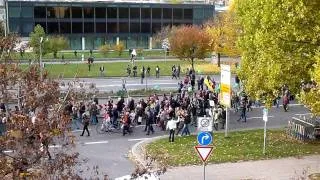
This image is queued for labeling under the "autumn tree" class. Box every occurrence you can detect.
[99,44,110,57]
[47,36,69,59]
[0,35,80,179]
[169,25,211,69]
[206,5,240,67]
[0,21,4,37]
[113,41,125,56]
[234,0,320,107]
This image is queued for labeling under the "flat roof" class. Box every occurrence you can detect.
[8,0,214,4]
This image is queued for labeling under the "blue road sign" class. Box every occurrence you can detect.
[197,132,213,146]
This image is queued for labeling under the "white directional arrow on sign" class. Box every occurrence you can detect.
[195,146,213,162]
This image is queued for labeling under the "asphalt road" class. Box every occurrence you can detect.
[60,75,235,92]
[71,103,310,179]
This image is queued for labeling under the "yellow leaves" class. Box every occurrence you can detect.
[9,130,23,139]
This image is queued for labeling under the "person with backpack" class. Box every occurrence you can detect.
[80,113,90,137]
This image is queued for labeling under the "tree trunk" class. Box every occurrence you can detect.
[217,52,221,67]
[191,58,194,71]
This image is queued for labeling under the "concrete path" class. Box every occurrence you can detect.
[160,155,320,180]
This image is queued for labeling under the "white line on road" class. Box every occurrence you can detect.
[49,145,62,148]
[128,138,150,142]
[246,116,274,120]
[72,129,91,132]
[83,141,109,145]
[3,150,13,153]
[294,113,312,116]
[251,104,303,109]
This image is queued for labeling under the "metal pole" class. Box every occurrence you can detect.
[5,0,8,36]
[203,162,206,180]
[40,41,42,80]
[225,107,228,137]
[263,120,267,154]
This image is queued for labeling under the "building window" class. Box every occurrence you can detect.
[119,8,129,19]
[60,22,71,33]
[107,22,117,33]
[96,22,106,33]
[72,7,82,18]
[58,7,70,18]
[47,22,59,34]
[141,8,150,19]
[163,8,172,19]
[95,7,106,18]
[152,23,161,33]
[152,8,161,19]
[84,22,94,33]
[84,8,94,18]
[130,23,140,33]
[72,22,83,33]
[9,7,20,18]
[21,7,33,18]
[194,8,204,20]
[22,22,34,34]
[34,6,46,18]
[141,23,150,33]
[184,9,193,19]
[9,20,20,33]
[107,7,117,19]
[47,7,59,18]
[119,22,129,33]
[130,8,140,19]
[173,8,183,20]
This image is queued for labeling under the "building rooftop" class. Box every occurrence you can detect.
[7,0,215,4]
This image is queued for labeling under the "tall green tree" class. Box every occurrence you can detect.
[169,25,211,69]
[29,25,47,63]
[47,36,69,59]
[206,5,240,67]
[234,0,320,107]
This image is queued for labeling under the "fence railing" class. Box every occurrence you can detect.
[287,116,320,141]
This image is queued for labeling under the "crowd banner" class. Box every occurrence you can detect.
[220,65,231,108]
[204,77,215,92]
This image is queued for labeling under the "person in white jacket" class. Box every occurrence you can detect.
[166,118,179,142]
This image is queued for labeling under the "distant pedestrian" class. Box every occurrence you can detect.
[147,66,151,77]
[133,65,137,77]
[122,78,126,91]
[237,92,247,122]
[88,63,91,72]
[80,113,90,137]
[131,49,137,63]
[141,69,145,84]
[90,49,93,56]
[74,50,78,57]
[283,94,289,112]
[177,65,181,78]
[61,54,65,62]
[166,117,179,142]
[125,65,130,77]
[100,65,105,77]
[155,65,160,78]
[172,65,177,79]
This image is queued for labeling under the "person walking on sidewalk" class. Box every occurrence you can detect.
[155,65,160,78]
[181,111,191,136]
[80,113,90,137]
[166,117,179,142]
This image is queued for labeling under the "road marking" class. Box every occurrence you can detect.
[83,141,109,145]
[49,145,62,148]
[72,129,91,132]
[128,138,150,142]
[294,113,312,116]
[251,104,303,109]
[246,116,274,120]
[135,123,157,127]
[3,150,13,153]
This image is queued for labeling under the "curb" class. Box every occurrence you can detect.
[130,135,168,170]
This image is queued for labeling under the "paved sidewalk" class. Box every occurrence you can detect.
[160,155,320,180]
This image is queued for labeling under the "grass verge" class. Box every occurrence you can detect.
[39,61,236,78]
[146,129,320,167]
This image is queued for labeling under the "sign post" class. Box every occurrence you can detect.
[196,132,213,180]
[220,64,231,137]
[263,108,268,154]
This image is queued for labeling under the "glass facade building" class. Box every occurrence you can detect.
[8,0,215,50]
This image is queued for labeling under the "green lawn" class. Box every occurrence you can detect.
[41,60,228,78]
[13,50,175,61]
[146,129,320,167]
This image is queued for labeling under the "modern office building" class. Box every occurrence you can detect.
[7,0,215,50]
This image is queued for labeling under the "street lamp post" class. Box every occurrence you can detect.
[40,37,43,80]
